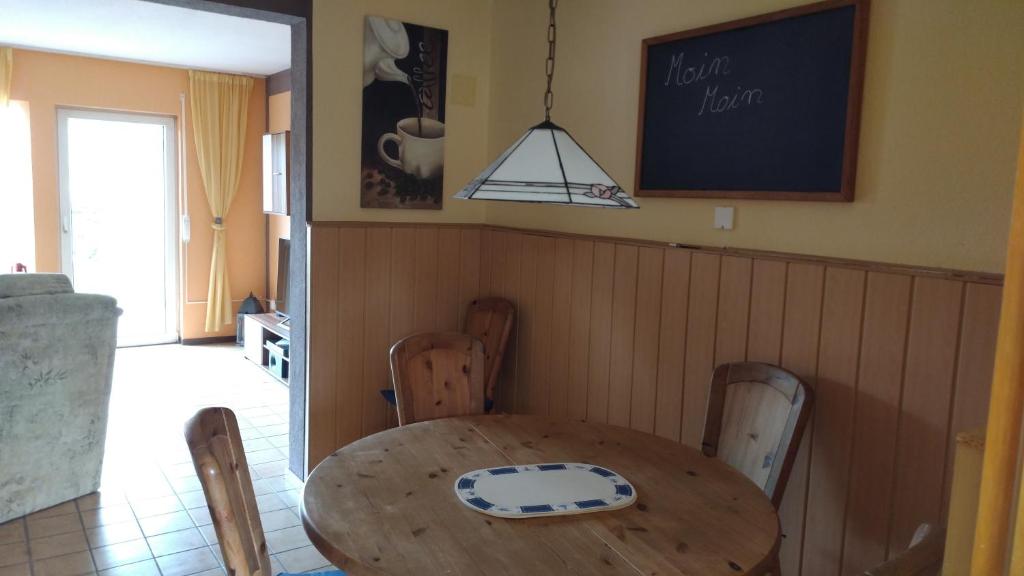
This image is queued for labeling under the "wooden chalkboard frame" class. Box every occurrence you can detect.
[634,0,870,202]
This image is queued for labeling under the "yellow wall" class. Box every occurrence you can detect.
[483,0,1024,274]
[268,90,291,304]
[10,49,267,338]
[311,0,491,224]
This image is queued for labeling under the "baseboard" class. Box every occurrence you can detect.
[180,335,237,346]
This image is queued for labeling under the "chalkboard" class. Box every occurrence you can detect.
[635,0,869,201]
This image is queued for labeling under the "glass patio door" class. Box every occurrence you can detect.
[58,108,178,347]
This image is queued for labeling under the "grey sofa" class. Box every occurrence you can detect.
[0,274,120,523]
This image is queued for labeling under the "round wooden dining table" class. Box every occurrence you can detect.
[301,415,780,576]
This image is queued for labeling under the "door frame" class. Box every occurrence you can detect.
[57,107,180,345]
[144,0,311,479]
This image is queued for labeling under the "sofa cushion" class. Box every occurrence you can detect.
[0,274,74,299]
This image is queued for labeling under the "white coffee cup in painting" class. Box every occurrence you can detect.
[377,117,445,180]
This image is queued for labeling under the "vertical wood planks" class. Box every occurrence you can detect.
[888,278,964,553]
[517,235,539,414]
[499,232,523,412]
[436,228,462,332]
[412,228,439,332]
[747,259,787,364]
[476,228,493,299]
[842,272,912,574]
[548,238,574,419]
[335,228,366,449]
[942,283,1001,518]
[307,227,339,469]
[587,242,615,423]
[801,267,865,575]
[654,249,691,441]
[305,223,1001,575]
[361,227,393,437]
[776,262,825,576]
[568,240,594,422]
[608,245,639,427]
[714,256,752,366]
[457,228,481,329]
[530,236,556,416]
[680,253,721,448]
[630,247,664,434]
[389,229,417,345]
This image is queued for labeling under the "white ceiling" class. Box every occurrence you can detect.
[0,0,291,76]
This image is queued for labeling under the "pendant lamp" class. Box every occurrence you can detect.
[455,0,638,208]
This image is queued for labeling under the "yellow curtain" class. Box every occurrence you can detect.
[188,70,253,331]
[971,114,1024,574]
[0,47,13,107]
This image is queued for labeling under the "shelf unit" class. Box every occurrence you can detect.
[243,312,290,385]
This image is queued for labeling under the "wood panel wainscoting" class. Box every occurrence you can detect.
[306,221,1002,576]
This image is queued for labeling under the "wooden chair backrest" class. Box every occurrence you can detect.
[863,523,944,576]
[463,297,514,405]
[701,362,813,508]
[390,332,486,426]
[185,407,272,576]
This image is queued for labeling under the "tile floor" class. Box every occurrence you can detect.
[0,344,334,576]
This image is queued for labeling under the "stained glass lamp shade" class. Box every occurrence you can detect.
[454,0,638,209]
[455,121,638,208]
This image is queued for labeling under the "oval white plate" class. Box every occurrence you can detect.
[454,463,637,518]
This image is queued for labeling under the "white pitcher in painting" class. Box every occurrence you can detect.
[377,117,445,180]
[363,16,410,87]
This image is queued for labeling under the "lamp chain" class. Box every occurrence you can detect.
[544,0,557,121]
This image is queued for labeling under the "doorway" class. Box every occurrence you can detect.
[58,108,178,347]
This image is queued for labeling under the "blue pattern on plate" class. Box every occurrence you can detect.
[454,462,637,518]
[537,464,567,471]
[488,467,519,475]
[466,497,494,510]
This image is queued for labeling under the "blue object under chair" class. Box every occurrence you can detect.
[280,572,344,576]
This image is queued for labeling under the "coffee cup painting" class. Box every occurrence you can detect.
[361,16,448,209]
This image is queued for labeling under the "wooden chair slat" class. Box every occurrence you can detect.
[185,408,272,576]
[390,332,486,425]
[464,297,514,406]
[701,361,813,509]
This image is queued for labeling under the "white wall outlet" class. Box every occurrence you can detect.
[714,207,735,230]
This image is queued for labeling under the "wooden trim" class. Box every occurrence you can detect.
[485,225,1002,285]
[181,335,236,345]
[633,0,870,202]
[389,332,486,426]
[310,221,1002,285]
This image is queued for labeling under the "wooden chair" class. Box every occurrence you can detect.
[185,407,344,576]
[389,332,486,425]
[863,524,944,576]
[701,362,814,509]
[463,297,515,410]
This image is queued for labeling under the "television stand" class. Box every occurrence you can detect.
[243,313,290,386]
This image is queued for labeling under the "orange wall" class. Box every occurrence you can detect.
[9,49,267,339]
[267,90,291,305]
